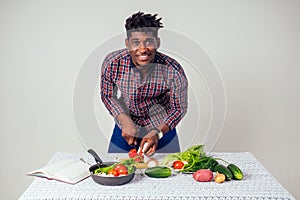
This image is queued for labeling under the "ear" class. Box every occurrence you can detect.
[125,39,129,48]
[156,38,161,49]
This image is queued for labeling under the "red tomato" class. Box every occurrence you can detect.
[173,160,185,169]
[114,164,128,175]
[134,155,144,163]
[113,164,123,170]
[128,149,137,158]
[118,167,128,175]
[107,169,120,177]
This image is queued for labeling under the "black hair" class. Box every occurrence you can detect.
[125,11,163,38]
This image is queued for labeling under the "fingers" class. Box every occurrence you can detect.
[122,129,157,155]
[122,131,137,146]
[128,136,137,146]
[140,139,157,156]
[121,125,137,146]
[145,144,156,156]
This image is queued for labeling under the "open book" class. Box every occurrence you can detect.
[27,159,91,184]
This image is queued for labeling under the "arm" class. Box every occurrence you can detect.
[163,70,188,130]
[139,123,169,156]
[100,58,137,145]
[100,59,125,120]
[140,68,188,156]
[117,113,137,146]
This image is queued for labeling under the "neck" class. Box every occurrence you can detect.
[136,65,151,75]
[136,65,153,80]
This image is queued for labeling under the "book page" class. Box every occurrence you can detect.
[27,159,76,177]
[27,159,91,184]
[51,160,91,184]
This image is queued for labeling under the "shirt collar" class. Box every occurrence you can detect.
[129,52,163,70]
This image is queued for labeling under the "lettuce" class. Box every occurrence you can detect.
[160,144,218,172]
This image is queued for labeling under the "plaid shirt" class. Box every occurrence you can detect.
[100,48,188,131]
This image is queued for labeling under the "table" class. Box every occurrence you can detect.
[19,152,295,200]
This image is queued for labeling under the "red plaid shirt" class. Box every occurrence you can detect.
[100,48,188,131]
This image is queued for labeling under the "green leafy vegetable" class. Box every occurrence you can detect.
[160,144,219,173]
[94,158,136,174]
[182,156,219,172]
[159,153,180,166]
[160,145,205,166]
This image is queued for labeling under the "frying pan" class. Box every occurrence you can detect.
[88,149,135,186]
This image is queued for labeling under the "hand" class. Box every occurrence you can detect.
[121,124,137,146]
[139,130,159,156]
[122,131,137,146]
[117,113,137,146]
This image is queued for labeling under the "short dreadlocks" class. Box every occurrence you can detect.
[125,11,163,38]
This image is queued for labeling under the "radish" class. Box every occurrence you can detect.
[193,169,213,182]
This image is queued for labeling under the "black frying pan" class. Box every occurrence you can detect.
[87,149,135,186]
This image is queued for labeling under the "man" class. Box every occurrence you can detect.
[100,11,188,156]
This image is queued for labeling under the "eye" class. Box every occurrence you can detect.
[132,41,140,46]
[145,39,154,46]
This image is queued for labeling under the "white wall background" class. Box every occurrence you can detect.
[1,0,299,199]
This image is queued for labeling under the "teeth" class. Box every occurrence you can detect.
[138,55,149,61]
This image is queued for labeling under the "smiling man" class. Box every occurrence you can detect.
[100,12,188,156]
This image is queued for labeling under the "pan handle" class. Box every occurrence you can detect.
[87,149,104,165]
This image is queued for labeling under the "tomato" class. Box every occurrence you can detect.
[128,148,144,162]
[114,164,128,175]
[118,167,128,175]
[128,149,137,158]
[107,169,120,177]
[173,160,185,169]
[113,164,124,170]
[134,155,144,163]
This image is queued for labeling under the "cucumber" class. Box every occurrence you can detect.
[145,166,172,178]
[214,164,233,181]
[227,164,243,180]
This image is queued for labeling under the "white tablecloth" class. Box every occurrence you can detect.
[19,152,295,200]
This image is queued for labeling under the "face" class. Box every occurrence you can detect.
[125,32,160,69]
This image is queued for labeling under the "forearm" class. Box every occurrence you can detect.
[117,112,135,128]
[163,108,187,130]
[157,123,170,134]
[117,112,137,139]
[164,71,188,130]
[100,64,125,119]
[101,93,125,119]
